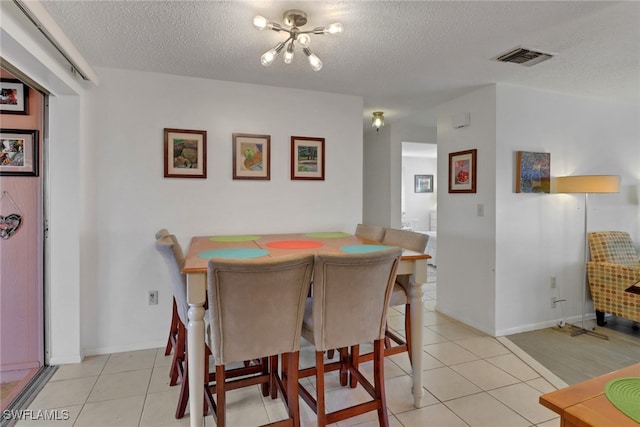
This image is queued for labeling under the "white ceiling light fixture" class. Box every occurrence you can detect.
[253,9,343,71]
[372,111,385,131]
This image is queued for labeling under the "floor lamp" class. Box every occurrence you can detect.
[556,175,621,340]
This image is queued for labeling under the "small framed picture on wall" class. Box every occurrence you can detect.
[0,128,39,176]
[232,133,271,180]
[448,149,477,193]
[164,128,207,178]
[291,136,325,180]
[0,79,29,115]
[414,175,434,193]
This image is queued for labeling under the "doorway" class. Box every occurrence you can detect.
[401,141,437,266]
[0,68,47,412]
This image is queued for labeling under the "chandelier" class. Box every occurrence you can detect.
[253,9,343,71]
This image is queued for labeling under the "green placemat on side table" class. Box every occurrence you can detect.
[604,377,640,423]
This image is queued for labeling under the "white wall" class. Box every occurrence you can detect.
[80,67,363,354]
[363,125,393,227]
[402,155,437,231]
[495,85,640,335]
[437,84,640,336]
[437,86,498,335]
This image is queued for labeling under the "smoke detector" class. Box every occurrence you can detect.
[495,47,553,67]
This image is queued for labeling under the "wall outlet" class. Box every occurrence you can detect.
[550,276,557,289]
[148,290,158,305]
[550,296,557,309]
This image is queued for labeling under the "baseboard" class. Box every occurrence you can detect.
[495,314,595,337]
[48,354,83,365]
[83,340,165,357]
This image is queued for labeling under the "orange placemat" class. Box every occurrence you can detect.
[266,240,324,249]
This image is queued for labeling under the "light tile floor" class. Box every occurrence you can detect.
[17,273,564,427]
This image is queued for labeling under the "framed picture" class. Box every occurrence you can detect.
[291,136,325,180]
[232,133,270,180]
[0,79,29,115]
[515,151,550,193]
[415,174,434,193]
[0,129,38,176]
[164,128,207,178]
[448,149,477,193]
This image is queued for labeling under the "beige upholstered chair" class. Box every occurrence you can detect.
[355,223,386,242]
[155,229,181,358]
[587,231,640,325]
[155,232,200,418]
[298,248,401,427]
[379,228,429,362]
[206,254,314,427]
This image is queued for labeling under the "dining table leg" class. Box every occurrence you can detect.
[186,272,206,427]
[408,258,428,408]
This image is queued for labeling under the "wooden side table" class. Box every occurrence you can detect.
[539,363,640,427]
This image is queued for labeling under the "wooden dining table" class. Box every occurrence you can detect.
[182,232,431,427]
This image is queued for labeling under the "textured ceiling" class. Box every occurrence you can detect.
[39,1,640,130]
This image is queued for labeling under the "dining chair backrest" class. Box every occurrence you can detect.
[207,254,314,365]
[355,223,386,242]
[155,233,188,325]
[305,248,401,351]
[382,228,429,253]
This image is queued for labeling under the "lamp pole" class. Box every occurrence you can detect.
[569,192,609,340]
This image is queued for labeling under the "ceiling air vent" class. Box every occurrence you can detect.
[495,47,553,67]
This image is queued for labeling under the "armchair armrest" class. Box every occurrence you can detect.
[587,261,640,289]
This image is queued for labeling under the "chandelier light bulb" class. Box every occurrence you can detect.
[261,42,285,66]
[372,111,385,130]
[284,42,295,64]
[297,33,311,47]
[303,48,323,71]
[253,15,268,30]
[324,23,344,35]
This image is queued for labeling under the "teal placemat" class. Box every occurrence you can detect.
[198,248,269,259]
[340,244,393,253]
[305,232,351,239]
[209,235,261,242]
[604,377,640,422]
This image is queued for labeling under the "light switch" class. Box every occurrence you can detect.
[477,203,484,217]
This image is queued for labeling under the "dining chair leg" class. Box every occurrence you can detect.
[374,339,390,427]
[349,344,359,388]
[261,356,270,397]
[175,358,188,419]
[269,355,279,399]
[215,364,226,427]
[165,298,179,356]
[170,321,186,386]
[287,352,301,427]
[339,348,349,387]
[315,351,327,427]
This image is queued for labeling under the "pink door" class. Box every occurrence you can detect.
[0,70,45,410]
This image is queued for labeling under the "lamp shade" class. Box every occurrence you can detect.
[556,175,621,193]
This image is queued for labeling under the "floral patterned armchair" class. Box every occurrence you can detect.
[587,231,640,325]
